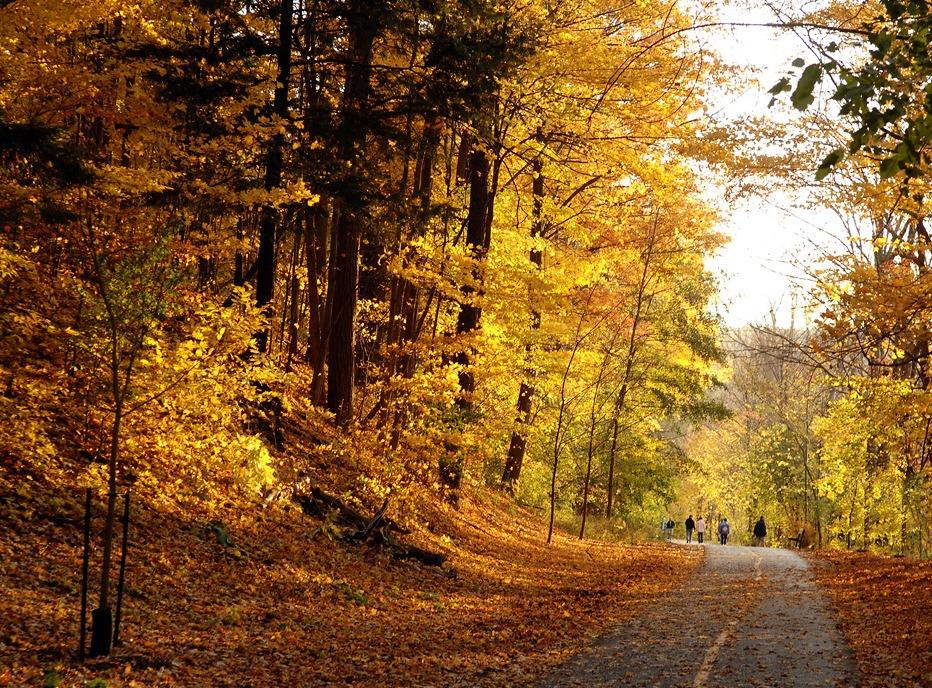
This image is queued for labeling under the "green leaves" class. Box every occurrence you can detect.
[878,155,902,179]
[42,669,61,688]
[815,149,845,181]
[767,77,791,108]
[770,60,825,111]
[791,64,823,111]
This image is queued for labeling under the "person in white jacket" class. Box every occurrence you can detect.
[695,516,706,544]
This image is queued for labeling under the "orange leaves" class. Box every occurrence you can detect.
[811,550,932,688]
[0,480,701,687]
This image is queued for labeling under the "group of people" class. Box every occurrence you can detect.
[682,515,706,543]
[663,514,768,546]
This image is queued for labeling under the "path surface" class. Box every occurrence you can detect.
[538,544,856,688]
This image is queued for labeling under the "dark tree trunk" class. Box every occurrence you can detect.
[502,154,544,491]
[234,221,245,288]
[327,214,361,423]
[326,4,378,425]
[305,203,328,405]
[90,381,122,657]
[255,0,293,353]
[285,233,302,370]
[441,146,490,493]
[452,147,491,393]
[605,415,619,518]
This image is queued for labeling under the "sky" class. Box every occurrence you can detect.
[700,3,841,328]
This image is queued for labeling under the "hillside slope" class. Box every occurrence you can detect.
[0,480,699,687]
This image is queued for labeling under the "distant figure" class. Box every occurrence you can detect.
[718,518,730,545]
[696,516,706,544]
[685,514,695,543]
[660,518,668,539]
[753,516,767,546]
[666,519,675,540]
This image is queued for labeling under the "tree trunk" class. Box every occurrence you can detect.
[502,154,544,490]
[606,415,619,518]
[605,224,655,518]
[579,398,597,540]
[90,366,123,657]
[442,146,490,491]
[305,203,328,404]
[255,0,293,353]
[326,5,377,425]
[327,213,361,424]
[453,147,491,392]
[548,292,595,544]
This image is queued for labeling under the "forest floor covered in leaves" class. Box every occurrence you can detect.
[809,550,932,688]
[0,481,701,687]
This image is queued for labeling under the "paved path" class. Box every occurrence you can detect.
[539,544,856,687]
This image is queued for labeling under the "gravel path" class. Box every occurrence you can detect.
[538,543,856,687]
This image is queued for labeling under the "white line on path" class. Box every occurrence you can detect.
[692,551,763,688]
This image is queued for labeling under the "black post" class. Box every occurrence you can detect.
[112,491,130,647]
[79,488,92,662]
[89,607,112,658]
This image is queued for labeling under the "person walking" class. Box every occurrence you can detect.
[696,516,706,544]
[718,517,730,545]
[753,515,767,546]
[685,515,695,543]
[666,519,675,540]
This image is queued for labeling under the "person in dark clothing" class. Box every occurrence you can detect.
[718,518,730,545]
[753,516,767,546]
[685,515,695,543]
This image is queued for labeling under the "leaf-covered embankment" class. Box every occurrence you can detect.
[810,551,932,688]
[0,485,700,687]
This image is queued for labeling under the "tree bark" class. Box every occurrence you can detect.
[605,226,655,518]
[326,3,378,425]
[441,146,490,491]
[255,0,293,353]
[502,153,544,490]
[305,203,328,404]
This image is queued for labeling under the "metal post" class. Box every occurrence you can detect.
[112,491,130,647]
[79,488,92,662]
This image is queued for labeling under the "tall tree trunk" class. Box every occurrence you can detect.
[502,153,544,490]
[441,146,490,491]
[91,385,122,657]
[255,0,293,353]
[284,228,302,371]
[453,147,491,387]
[547,291,597,544]
[326,4,378,424]
[305,203,328,404]
[605,415,619,518]
[605,224,655,518]
[580,331,618,539]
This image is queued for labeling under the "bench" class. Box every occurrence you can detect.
[787,530,804,548]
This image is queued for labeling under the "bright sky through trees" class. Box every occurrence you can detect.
[706,2,836,327]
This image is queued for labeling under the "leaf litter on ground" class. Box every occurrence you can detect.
[808,550,932,688]
[0,484,701,687]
